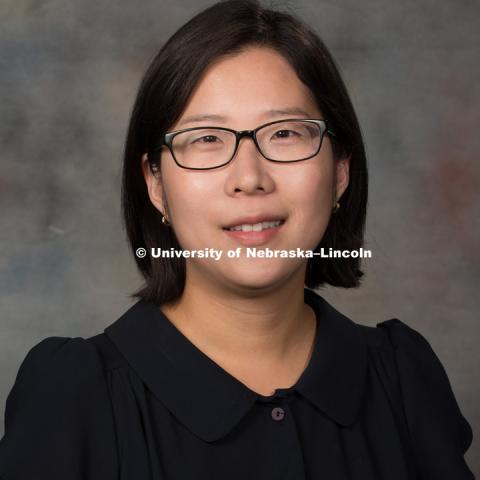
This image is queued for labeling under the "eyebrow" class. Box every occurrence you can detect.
[176,107,312,127]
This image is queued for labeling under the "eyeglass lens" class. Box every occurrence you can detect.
[170,120,322,169]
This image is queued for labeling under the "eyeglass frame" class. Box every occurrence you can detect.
[149,118,337,171]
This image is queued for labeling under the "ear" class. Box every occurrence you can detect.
[141,153,167,215]
[334,155,350,203]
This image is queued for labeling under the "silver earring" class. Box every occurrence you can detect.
[332,202,340,214]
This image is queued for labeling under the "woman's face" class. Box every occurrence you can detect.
[142,46,349,293]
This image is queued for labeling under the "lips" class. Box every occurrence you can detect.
[222,218,286,246]
[222,214,286,230]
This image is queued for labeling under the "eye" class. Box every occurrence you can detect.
[272,129,301,139]
[192,135,220,144]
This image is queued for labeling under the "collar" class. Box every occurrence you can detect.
[104,288,367,442]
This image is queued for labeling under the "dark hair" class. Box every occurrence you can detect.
[122,0,368,304]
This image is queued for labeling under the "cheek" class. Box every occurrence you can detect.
[284,161,335,247]
[288,160,334,217]
[169,183,210,224]
[162,166,215,244]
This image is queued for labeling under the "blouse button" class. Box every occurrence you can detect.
[271,406,285,421]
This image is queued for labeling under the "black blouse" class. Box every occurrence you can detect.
[0,288,474,479]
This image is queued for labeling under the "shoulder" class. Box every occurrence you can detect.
[368,318,466,393]
[12,333,127,386]
[6,335,110,406]
[358,316,453,363]
[0,336,119,479]
[358,318,475,478]
[15,335,106,382]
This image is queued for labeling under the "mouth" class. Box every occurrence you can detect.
[221,218,287,246]
[222,218,286,232]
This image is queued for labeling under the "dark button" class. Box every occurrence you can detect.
[271,407,285,421]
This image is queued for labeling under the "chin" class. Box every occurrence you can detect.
[220,261,298,291]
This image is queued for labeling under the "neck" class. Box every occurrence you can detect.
[160,263,317,394]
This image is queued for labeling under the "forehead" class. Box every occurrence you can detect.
[172,46,320,128]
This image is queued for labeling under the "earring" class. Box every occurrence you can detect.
[332,202,340,214]
[162,214,171,226]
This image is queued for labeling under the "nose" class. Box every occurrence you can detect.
[224,132,274,195]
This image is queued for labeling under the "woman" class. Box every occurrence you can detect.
[0,0,474,479]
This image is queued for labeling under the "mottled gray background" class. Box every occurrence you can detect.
[1,0,479,473]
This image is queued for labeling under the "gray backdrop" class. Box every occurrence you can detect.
[1,0,479,474]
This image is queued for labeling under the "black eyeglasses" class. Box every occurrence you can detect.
[149,118,336,171]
